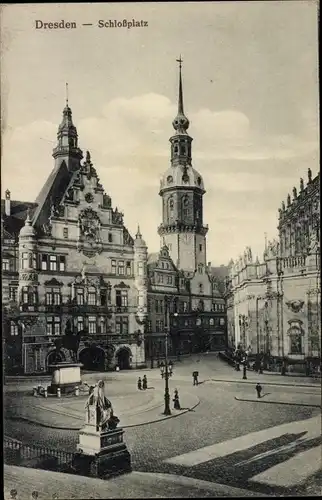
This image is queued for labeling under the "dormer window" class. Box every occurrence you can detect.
[167,175,173,185]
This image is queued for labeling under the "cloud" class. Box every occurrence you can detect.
[1,92,319,265]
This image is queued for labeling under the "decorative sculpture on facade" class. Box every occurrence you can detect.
[308,229,319,254]
[300,178,304,192]
[264,239,280,259]
[285,300,305,313]
[112,207,124,225]
[292,187,297,200]
[79,208,101,241]
[123,228,134,246]
[308,168,312,183]
[287,194,291,207]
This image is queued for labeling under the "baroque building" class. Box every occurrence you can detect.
[225,169,320,373]
[2,102,147,374]
[145,61,227,363]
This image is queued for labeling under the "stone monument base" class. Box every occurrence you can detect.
[75,427,131,478]
[48,362,82,395]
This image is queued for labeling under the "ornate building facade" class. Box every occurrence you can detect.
[2,103,147,374]
[145,61,227,363]
[225,170,320,373]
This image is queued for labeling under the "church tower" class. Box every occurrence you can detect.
[52,85,83,171]
[158,59,208,272]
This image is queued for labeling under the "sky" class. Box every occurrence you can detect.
[1,1,319,266]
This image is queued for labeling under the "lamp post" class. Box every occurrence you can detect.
[163,296,172,416]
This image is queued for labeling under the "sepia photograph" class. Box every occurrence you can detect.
[1,1,320,498]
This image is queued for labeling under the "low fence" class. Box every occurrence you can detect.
[4,436,77,473]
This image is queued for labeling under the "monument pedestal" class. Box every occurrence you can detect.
[75,403,131,478]
[76,426,131,478]
[48,362,82,395]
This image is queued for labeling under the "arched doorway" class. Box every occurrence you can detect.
[79,347,105,371]
[47,350,65,373]
[116,348,131,370]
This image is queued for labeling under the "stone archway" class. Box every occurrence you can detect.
[47,350,66,373]
[116,347,132,370]
[79,346,105,371]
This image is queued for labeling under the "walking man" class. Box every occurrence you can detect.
[192,370,199,386]
[142,374,148,390]
[256,382,262,398]
[137,377,142,390]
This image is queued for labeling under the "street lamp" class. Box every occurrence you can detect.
[163,296,172,416]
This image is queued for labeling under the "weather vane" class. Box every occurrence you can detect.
[176,55,183,69]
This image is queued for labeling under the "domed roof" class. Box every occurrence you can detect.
[19,210,36,238]
[160,164,205,192]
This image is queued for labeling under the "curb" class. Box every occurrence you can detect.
[234,396,321,408]
[7,398,200,431]
[210,378,321,389]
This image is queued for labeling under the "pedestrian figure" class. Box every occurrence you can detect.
[137,377,142,390]
[142,374,148,390]
[256,382,262,398]
[173,388,181,410]
[192,370,199,386]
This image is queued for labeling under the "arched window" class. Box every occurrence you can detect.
[168,197,174,222]
[182,196,189,219]
[198,264,203,274]
[199,284,204,294]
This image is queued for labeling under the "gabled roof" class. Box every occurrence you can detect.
[32,160,72,228]
[147,246,177,272]
[148,252,159,264]
[209,265,229,296]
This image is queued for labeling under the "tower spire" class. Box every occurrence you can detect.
[172,56,190,134]
[66,82,69,106]
[176,55,184,115]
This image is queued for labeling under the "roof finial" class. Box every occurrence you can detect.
[26,208,32,225]
[264,232,268,251]
[136,225,142,238]
[66,82,69,106]
[176,55,184,114]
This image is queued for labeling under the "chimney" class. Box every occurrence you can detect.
[5,189,11,216]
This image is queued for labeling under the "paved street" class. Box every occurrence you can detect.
[4,355,322,497]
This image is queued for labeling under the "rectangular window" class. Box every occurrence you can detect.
[138,262,143,276]
[122,316,128,334]
[2,259,10,271]
[22,252,29,270]
[46,316,61,335]
[100,290,107,306]
[116,317,121,334]
[59,256,66,271]
[99,317,106,334]
[10,322,19,336]
[77,316,84,332]
[220,317,225,326]
[155,300,159,313]
[111,259,117,274]
[160,300,164,314]
[88,316,97,334]
[22,286,29,304]
[46,288,61,305]
[63,227,68,239]
[54,316,61,335]
[159,274,164,283]
[41,254,48,270]
[126,261,131,276]
[116,290,122,308]
[88,287,96,306]
[147,320,152,333]
[76,288,84,305]
[159,320,164,332]
[156,320,160,333]
[121,290,128,307]
[49,255,57,271]
[118,261,125,275]
[199,244,203,252]
[9,286,18,302]
[167,275,172,284]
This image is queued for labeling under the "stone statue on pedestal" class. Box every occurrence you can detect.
[85,380,119,432]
